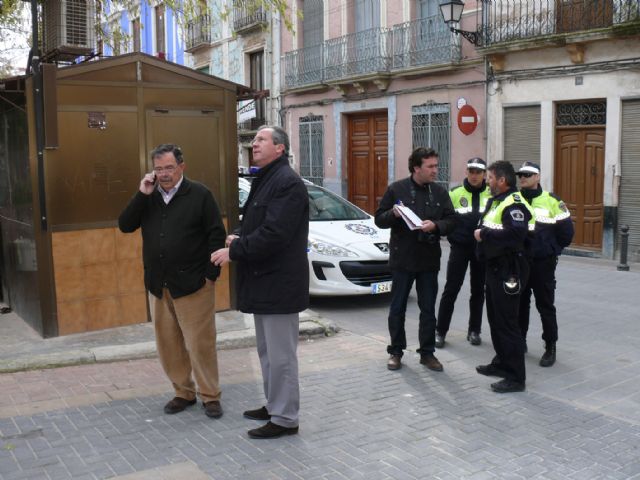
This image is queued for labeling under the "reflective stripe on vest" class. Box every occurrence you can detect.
[482,192,535,231]
[528,191,571,224]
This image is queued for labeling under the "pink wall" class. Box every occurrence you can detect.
[280,0,488,189]
[395,83,485,185]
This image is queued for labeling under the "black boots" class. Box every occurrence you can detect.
[539,342,556,367]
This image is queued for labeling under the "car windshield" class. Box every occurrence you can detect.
[307,185,369,221]
[239,178,252,208]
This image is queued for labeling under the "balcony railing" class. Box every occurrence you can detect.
[282,44,324,90]
[238,116,267,131]
[391,16,461,70]
[232,3,267,33]
[324,28,392,82]
[282,16,460,91]
[185,14,211,51]
[482,0,640,46]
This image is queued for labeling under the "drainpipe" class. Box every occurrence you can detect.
[29,0,48,231]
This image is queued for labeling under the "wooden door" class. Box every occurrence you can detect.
[348,113,388,214]
[555,0,612,33]
[554,128,605,249]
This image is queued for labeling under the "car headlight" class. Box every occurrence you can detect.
[308,239,359,257]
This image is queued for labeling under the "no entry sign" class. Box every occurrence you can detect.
[458,104,478,135]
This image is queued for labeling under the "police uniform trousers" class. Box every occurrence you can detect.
[485,255,529,384]
[436,243,485,336]
[254,313,300,428]
[149,281,221,403]
[518,255,558,344]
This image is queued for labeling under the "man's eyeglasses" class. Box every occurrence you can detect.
[153,165,178,174]
[518,172,534,178]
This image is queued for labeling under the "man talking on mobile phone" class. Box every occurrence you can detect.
[118,144,226,419]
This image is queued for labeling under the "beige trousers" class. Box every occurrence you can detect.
[149,281,220,403]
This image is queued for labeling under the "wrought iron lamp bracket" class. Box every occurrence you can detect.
[449,26,481,46]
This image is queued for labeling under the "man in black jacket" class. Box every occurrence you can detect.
[375,147,456,372]
[212,126,309,439]
[119,144,226,418]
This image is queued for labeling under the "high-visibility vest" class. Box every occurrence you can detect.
[527,191,571,224]
[450,185,491,215]
[482,192,535,232]
[480,191,535,259]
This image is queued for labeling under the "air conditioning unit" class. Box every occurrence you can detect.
[44,0,96,62]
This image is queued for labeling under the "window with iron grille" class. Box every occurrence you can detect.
[411,103,450,186]
[556,101,606,126]
[299,115,324,186]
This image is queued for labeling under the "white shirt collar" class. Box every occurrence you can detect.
[158,175,184,204]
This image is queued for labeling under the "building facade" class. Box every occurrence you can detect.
[183,0,281,169]
[101,1,185,64]
[100,1,281,170]
[280,0,486,213]
[481,0,640,261]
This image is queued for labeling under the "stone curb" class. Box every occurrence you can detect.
[0,316,339,374]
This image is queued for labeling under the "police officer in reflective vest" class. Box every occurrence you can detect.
[435,158,491,348]
[474,161,535,393]
[517,161,574,367]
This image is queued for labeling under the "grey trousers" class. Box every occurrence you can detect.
[254,313,300,428]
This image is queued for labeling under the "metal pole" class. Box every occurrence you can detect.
[29,0,48,231]
[617,224,630,272]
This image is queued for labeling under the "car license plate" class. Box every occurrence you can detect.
[371,281,392,294]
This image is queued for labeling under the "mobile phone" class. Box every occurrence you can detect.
[145,171,157,187]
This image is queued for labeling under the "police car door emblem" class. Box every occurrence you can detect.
[510,210,525,222]
[345,224,377,236]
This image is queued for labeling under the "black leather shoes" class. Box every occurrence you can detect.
[491,379,525,393]
[476,364,508,378]
[248,421,299,439]
[163,397,197,414]
[243,406,271,420]
[467,331,481,346]
[203,401,223,418]
[539,342,556,367]
[387,354,402,371]
[435,333,445,348]
[420,354,443,372]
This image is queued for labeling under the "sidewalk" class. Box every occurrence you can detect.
[0,309,338,373]
[0,255,639,479]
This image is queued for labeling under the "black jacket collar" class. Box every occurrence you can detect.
[464,178,486,193]
[520,185,543,203]
[493,186,518,202]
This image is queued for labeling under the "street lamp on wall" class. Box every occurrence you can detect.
[439,0,482,46]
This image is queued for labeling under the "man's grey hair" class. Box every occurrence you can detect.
[150,144,184,164]
[258,125,290,155]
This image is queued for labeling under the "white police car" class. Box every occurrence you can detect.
[239,177,392,296]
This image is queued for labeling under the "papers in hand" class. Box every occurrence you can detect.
[395,204,423,230]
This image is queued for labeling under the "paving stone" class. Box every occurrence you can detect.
[1,328,640,479]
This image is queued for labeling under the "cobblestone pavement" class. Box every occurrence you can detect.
[1,328,640,480]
